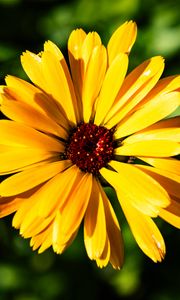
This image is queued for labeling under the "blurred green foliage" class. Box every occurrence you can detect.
[0,0,180,299]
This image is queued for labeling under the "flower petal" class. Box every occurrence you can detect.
[21,51,46,91]
[140,116,180,131]
[23,165,82,225]
[138,157,180,176]
[56,173,93,245]
[0,160,71,197]
[0,148,54,174]
[119,197,165,262]
[68,29,86,116]
[119,128,180,144]
[43,40,64,60]
[152,75,180,94]
[68,29,101,105]
[41,50,78,124]
[115,140,180,157]
[84,178,107,260]
[4,75,68,128]
[1,97,67,139]
[81,31,102,70]
[159,198,180,229]
[105,56,164,127]
[68,30,102,121]
[136,164,180,199]
[31,225,52,253]
[107,21,137,65]
[135,75,180,109]
[94,53,128,125]
[12,189,42,230]
[100,161,170,217]
[23,215,54,239]
[0,120,63,152]
[52,211,78,254]
[82,45,107,122]
[95,237,110,268]
[13,166,82,236]
[115,91,180,138]
[0,187,40,218]
[68,28,87,62]
[0,86,4,104]
[43,40,82,122]
[100,184,124,269]
[0,197,23,217]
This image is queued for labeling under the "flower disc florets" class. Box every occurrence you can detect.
[65,123,115,174]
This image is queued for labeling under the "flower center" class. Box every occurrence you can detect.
[65,123,115,174]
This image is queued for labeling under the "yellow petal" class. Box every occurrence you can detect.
[138,157,180,176]
[0,148,54,174]
[16,166,78,235]
[12,191,38,229]
[4,75,68,128]
[68,28,87,61]
[119,197,165,262]
[0,85,4,104]
[153,75,180,94]
[99,183,124,269]
[115,140,180,157]
[21,216,51,238]
[44,40,64,60]
[159,198,180,229]
[4,75,47,113]
[96,236,110,268]
[30,225,52,253]
[107,21,137,65]
[115,91,180,138]
[41,50,78,124]
[136,116,180,131]
[23,216,54,239]
[38,235,53,254]
[69,30,102,120]
[21,51,46,91]
[0,186,40,218]
[0,160,71,197]
[37,166,83,218]
[105,56,164,127]
[52,211,63,253]
[120,128,180,144]
[136,164,180,199]
[68,28,87,104]
[21,166,83,224]
[52,211,78,254]
[0,158,56,176]
[44,40,82,121]
[100,161,170,217]
[136,75,180,109]
[0,197,23,217]
[12,185,54,235]
[94,53,128,125]
[81,31,102,70]
[57,173,93,245]
[0,120,64,152]
[119,116,180,141]
[1,97,67,139]
[84,178,107,259]
[82,45,107,122]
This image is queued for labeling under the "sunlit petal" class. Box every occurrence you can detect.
[107,21,137,64]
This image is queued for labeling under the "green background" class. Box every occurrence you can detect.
[0,0,179,299]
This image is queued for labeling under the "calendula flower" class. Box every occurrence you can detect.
[0,21,180,269]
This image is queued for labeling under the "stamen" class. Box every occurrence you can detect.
[65,123,115,174]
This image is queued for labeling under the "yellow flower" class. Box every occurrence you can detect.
[0,21,180,269]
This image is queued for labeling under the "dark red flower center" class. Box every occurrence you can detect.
[65,123,115,174]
